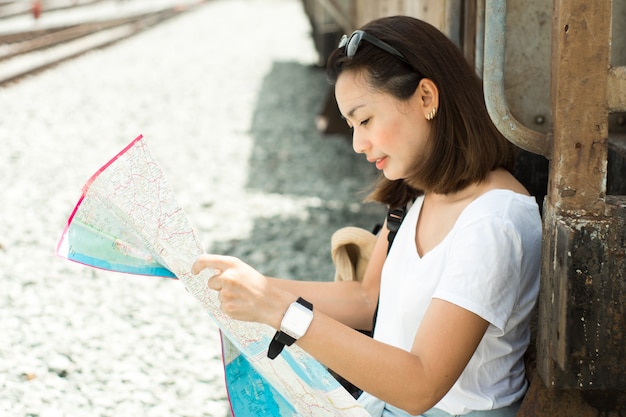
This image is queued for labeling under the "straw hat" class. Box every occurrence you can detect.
[331,226,377,282]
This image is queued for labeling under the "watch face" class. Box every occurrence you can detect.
[281,302,313,339]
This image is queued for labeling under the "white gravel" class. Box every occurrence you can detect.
[0,1,385,416]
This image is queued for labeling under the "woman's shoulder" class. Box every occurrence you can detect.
[471,169,539,212]
[482,168,530,196]
[457,170,540,225]
[471,189,540,219]
[453,190,542,254]
[457,192,541,248]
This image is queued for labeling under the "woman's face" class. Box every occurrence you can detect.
[335,70,432,181]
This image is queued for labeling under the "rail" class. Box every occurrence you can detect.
[0,1,200,86]
[483,0,552,158]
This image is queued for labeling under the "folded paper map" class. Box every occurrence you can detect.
[56,135,369,417]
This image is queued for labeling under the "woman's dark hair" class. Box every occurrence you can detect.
[327,16,515,208]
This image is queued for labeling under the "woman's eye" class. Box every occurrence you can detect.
[345,118,369,130]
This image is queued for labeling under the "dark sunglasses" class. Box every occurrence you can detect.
[338,30,411,66]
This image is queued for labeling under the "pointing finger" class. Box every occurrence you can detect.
[192,254,236,275]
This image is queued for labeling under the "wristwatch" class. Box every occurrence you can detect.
[267,297,313,359]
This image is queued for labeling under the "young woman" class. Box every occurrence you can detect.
[192,16,542,417]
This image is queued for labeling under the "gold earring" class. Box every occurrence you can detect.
[426,108,437,121]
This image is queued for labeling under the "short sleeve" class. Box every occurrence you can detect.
[432,215,523,334]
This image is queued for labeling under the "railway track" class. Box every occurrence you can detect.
[0,0,108,20]
[0,1,203,86]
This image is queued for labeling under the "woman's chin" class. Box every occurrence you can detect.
[382,170,403,181]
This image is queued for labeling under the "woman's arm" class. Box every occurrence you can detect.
[266,224,390,330]
[191,246,488,416]
[298,298,488,415]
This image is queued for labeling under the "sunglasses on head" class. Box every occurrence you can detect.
[338,30,411,66]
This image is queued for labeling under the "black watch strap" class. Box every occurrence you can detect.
[267,297,312,360]
[267,331,296,359]
[295,297,313,310]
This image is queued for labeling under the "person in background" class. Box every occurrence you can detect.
[192,15,542,417]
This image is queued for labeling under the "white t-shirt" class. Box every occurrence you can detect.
[370,189,542,415]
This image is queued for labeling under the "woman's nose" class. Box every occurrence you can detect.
[352,130,370,154]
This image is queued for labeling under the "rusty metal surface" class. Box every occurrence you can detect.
[483,0,552,157]
[546,0,611,214]
[538,200,626,391]
[608,66,626,112]
[519,370,626,416]
[481,0,625,158]
[517,370,602,417]
[608,133,626,194]
[613,0,626,66]
[537,0,626,397]
[503,0,552,135]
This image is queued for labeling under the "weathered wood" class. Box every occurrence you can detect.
[546,0,611,214]
[537,0,626,394]
[608,66,626,112]
[519,368,626,416]
[538,199,626,390]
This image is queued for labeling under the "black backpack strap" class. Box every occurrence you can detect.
[372,205,407,331]
[385,206,406,254]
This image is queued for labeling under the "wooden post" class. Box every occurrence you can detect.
[545,0,610,216]
[517,1,626,414]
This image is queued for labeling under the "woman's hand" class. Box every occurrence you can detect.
[192,254,294,329]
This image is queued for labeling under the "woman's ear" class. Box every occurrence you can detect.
[417,78,439,119]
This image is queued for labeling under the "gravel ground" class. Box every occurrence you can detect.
[0,1,385,416]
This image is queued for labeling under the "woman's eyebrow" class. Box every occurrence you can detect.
[346,104,365,118]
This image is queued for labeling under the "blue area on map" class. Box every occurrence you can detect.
[69,251,176,278]
[225,353,298,417]
[244,337,273,356]
[281,348,342,391]
[66,220,176,278]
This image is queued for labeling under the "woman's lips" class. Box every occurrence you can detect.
[374,156,388,170]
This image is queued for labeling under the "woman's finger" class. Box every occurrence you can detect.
[207,275,222,291]
[192,254,236,275]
